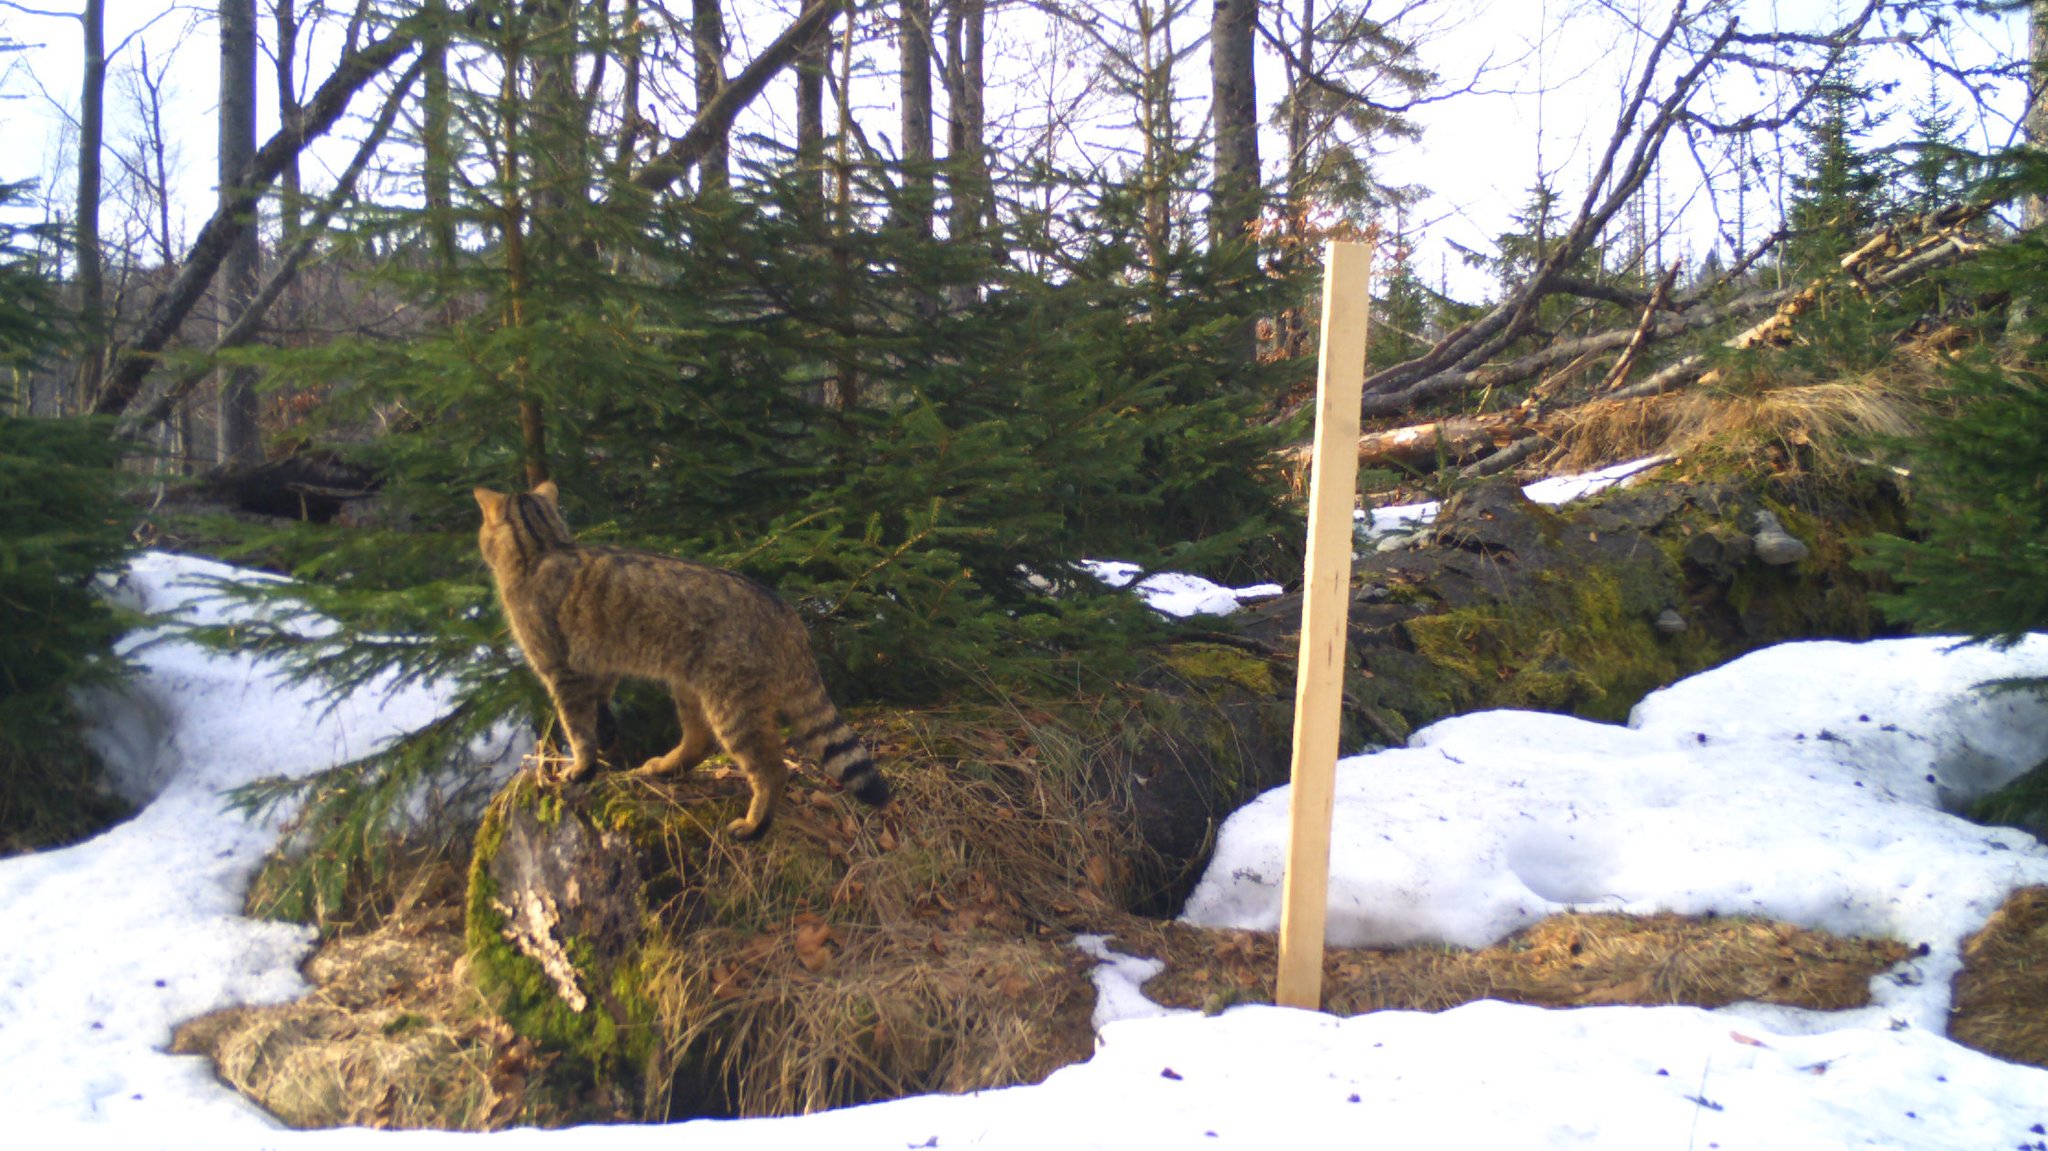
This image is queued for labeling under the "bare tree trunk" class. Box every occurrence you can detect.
[133,43,177,268]
[217,0,263,467]
[2010,0,2048,341]
[273,0,303,246]
[694,0,729,193]
[796,0,830,210]
[898,0,933,235]
[528,0,591,213]
[73,0,106,415]
[2027,1,2048,234]
[610,0,644,193]
[1208,0,1258,273]
[831,6,857,410]
[1278,0,1314,358]
[942,0,986,243]
[423,0,458,272]
[492,14,547,486]
[1135,0,1174,282]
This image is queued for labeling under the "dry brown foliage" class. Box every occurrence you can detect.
[170,854,577,1130]
[1948,886,2048,1068]
[1114,912,1910,1017]
[1543,350,1945,478]
[621,705,1139,1118]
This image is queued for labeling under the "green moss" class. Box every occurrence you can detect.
[1390,564,1721,726]
[1158,643,1280,697]
[465,778,659,1093]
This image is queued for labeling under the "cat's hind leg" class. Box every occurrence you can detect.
[714,716,789,840]
[636,692,713,776]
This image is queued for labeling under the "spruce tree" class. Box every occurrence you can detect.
[1783,74,1893,273]
[1851,130,2048,664]
[214,12,1299,916]
[1861,234,2048,651]
[0,183,134,852]
[1903,78,1969,214]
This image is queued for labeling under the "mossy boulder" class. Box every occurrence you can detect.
[1237,468,1907,740]
[1121,643,1297,911]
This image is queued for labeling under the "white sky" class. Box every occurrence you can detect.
[7,483,2048,1145]
[0,2,2031,301]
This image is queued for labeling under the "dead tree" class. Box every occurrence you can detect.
[1342,2,1915,422]
[217,0,263,467]
[91,13,428,420]
[1312,198,2000,477]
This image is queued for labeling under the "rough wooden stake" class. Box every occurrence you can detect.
[1275,240,1371,1010]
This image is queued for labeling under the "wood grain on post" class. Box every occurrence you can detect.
[1275,240,1371,1010]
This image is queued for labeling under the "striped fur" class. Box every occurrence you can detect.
[475,481,889,838]
[787,683,890,805]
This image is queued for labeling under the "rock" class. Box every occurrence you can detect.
[1752,509,1811,565]
[1235,469,1907,738]
[1681,525,1754,579]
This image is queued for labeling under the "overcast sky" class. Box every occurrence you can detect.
[0,1,2029,302]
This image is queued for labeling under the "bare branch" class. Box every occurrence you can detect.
[92,14,426,418]
[627,0,845,195]
[113,55,425,441]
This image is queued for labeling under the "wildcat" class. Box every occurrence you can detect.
[474,481,889,838]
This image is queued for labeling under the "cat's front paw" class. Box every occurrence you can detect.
[725,813,773,841]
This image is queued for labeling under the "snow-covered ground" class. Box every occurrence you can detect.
[1079,559,1284,617]
[1361,455,1672,542]
[5,552,2048,1148]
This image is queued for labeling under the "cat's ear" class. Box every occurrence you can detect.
[474,486,510,522]
[531,480,560,506]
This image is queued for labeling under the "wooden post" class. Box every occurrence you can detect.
[1274,239,1370,1010]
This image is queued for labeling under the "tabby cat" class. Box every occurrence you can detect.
[474,481,890,838]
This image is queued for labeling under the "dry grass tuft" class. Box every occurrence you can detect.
[1948,886,2048,1069]
[1546,355,1942,477]
[171,853,588,1130]
[1115,911,1910,1017]
[618,704,1137,1118]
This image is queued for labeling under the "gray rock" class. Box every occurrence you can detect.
[1655,608,1687,634]
[1752,509,1811,566]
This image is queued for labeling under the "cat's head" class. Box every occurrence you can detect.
[475,480,575,572]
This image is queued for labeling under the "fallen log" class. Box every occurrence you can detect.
[1297,198,2001,476]
[1329,198,1999,434]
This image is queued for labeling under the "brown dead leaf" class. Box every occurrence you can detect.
[1084,856,1112,889]
[711,965,748,1000]
[793,915,838,973]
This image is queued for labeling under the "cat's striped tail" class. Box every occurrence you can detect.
[787,678,890,806]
